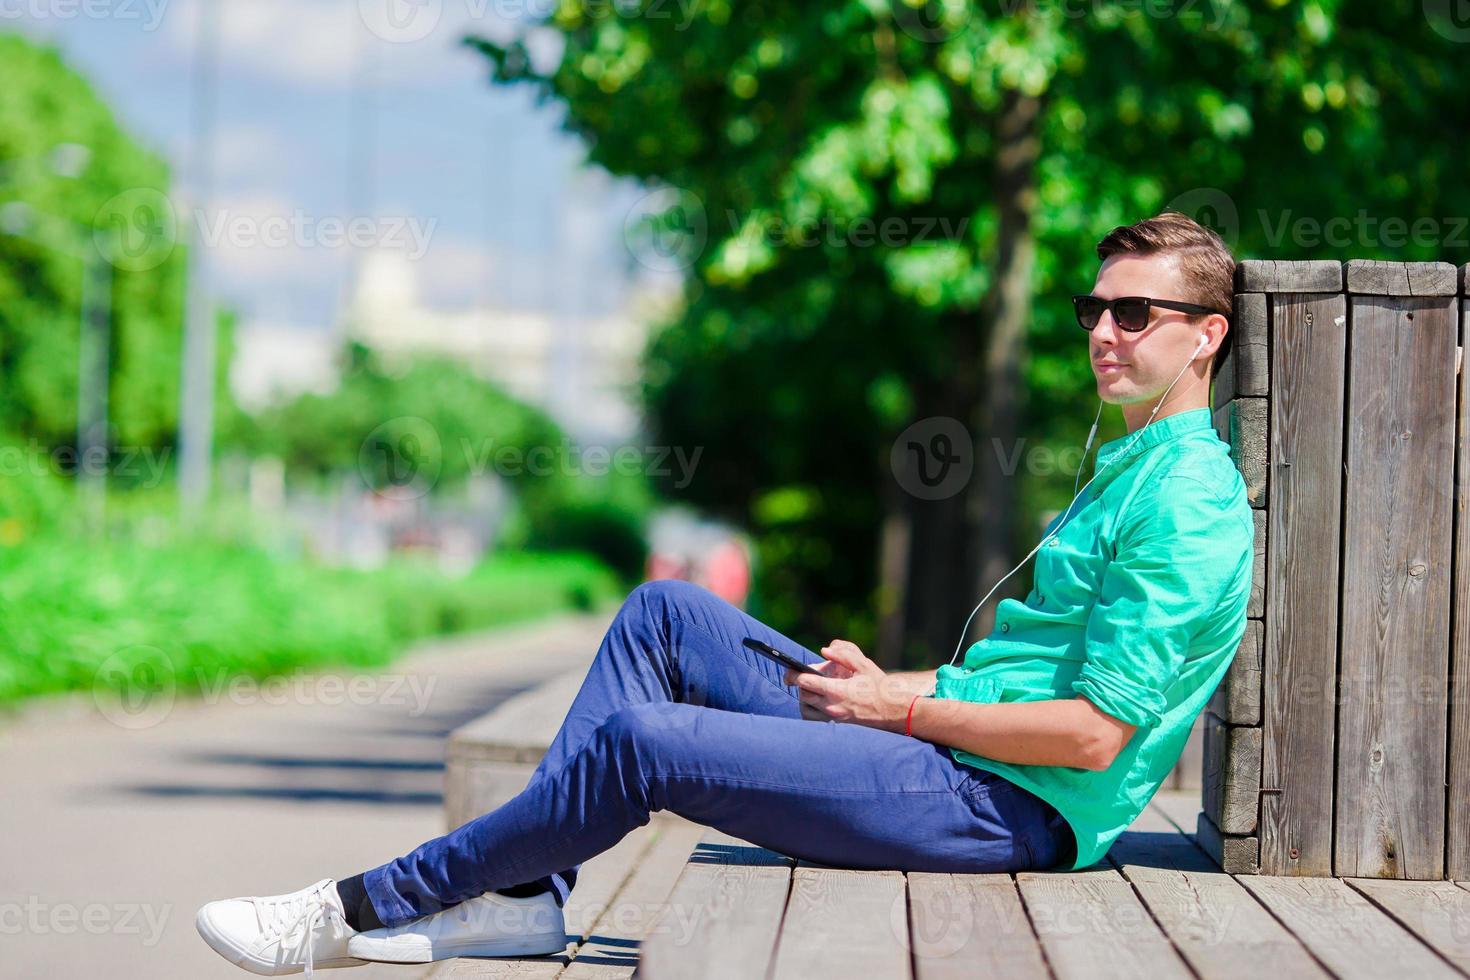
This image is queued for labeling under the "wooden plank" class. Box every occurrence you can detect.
[638,830,793,980]
[1344,259,1459,296]
[1232,291,1269,397]
[1201,711,1261,834]
[563,820,680,939]
[1261,291,1347,877]
[1111,815,1327,980]
[1216,293,1268,409]
[1235,259,1342,293]
[560,819,709,979]
[1209,618,1263,725]
[1238,876,1461,979]
[1337,294,1455,879]
[1250,508,1266,620]
[1016,866,1192,980]
[1195,809,1259,875]
[427,958,564,978]
[907,874,1049,980]
[1149,792,1264,874]
[1449,291,1470,880]
[1345,878,1470,974]
[768,866,909,980]
[1213,397,1268,507]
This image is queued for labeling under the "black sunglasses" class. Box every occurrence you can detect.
[1072,294,1228,333]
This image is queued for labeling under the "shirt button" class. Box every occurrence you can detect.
[1047,539,1058,548]
[1000,623,1010,633]
[1037,596,1045,606]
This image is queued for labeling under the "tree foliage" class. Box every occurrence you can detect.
[0,34,206,457]
[490,7,1458,655]
[473,5,1468,655]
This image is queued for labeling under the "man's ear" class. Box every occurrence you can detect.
[1206,312,1230,358]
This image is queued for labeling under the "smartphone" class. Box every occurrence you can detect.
[742,637,824,676]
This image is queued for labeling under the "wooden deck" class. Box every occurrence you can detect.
[432,664,1470,980]
[423,789,1470,980]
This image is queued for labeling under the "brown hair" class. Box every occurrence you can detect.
[1095,210,1236,379]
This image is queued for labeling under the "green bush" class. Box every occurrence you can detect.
[0,519,621,707]
[499,469,653,583]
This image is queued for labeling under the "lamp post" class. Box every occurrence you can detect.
[0,201,113,530]
[178,0,223,515]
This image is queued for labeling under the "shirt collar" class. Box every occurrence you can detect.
[1091,406,1215,485]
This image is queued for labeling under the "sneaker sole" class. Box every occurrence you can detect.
[348,932,570,963]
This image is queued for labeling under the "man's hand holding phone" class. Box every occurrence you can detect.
[780,638,912,732]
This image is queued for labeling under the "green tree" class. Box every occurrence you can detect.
[469,3,1469,664]
[0,33,210,460]
[247,344,652,579]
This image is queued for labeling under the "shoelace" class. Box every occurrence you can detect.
[252,881,339,979]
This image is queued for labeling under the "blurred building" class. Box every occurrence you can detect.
[341,248,675,444]
[231,245,679,445]
[230,321,341,412]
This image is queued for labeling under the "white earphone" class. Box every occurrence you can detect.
[945,334,1210,668]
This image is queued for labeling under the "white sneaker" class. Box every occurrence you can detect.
[195,877,364,977]
[346,890,569,963]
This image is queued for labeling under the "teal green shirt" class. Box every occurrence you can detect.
[932,406,1253,871]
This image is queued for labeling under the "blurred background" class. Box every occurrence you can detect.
[1,0,1469,974]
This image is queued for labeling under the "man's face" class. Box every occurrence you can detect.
[1086,252,1209,406]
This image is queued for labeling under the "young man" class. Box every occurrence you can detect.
[196,211,1253,975]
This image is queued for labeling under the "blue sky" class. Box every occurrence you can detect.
[6,0,651,331]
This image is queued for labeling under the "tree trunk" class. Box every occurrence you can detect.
[965,88,1043,655]
[887,312,979,667]
[882,88,1042,670]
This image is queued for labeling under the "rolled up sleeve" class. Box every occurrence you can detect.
[1073,475,1238,730]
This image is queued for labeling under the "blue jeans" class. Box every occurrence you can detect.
[361,580,1073,927]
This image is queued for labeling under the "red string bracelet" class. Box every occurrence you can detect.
[904,693,923,737]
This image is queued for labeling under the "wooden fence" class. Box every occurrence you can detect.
[1196,258,1469,879]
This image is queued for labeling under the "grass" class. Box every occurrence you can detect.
[0,535,623,707]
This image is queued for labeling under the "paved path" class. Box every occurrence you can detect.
[0,610,613,980]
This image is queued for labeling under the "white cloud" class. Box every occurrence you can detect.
[209,123,297,185]
[187,190,343,298]
[165,0,356,87]
[164,0,523,90]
